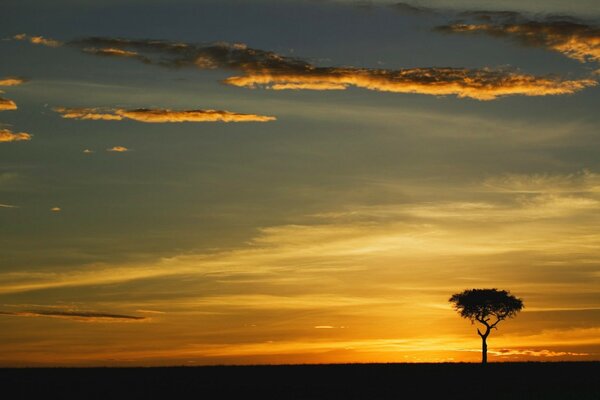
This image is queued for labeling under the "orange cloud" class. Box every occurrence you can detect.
[117,108,276,123]
[490,348,589,357]
[223,68,595,100]
[13,33,62,47]
[50,207,61,212]
[0,77,27,86]
[107,146,129,152]
[438,20,600,63]
[71,38,596,100]
[83,47,140,57]
[82,47,151,63]
[0,97,17,111]
[54,107,276,123]
[53,107,123,120]
[0,129,31,142]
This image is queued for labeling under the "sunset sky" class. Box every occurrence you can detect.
[1,0,599,366]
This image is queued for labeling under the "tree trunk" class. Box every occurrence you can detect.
[481,335,488,364]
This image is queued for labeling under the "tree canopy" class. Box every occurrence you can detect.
[449,288,523,329]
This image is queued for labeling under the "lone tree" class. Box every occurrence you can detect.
[449,288,523,364]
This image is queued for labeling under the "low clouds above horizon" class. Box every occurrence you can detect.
[53,107,277,123]
[17,36,587,100]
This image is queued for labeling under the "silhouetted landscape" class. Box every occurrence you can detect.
[2,362,599,400]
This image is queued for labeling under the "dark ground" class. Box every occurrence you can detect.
[1,362,598,400]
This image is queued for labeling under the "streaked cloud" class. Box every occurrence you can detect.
[70,38,596,100]
[0,77,27,86]
[223,68,594,100]
[50,207,61,212]
[0,203,18,209]
[438,18,600,63]
[53,107,123,121]
[0,309,146,322]
[107,146,129,152]
[13,33,62,47]
[390,2,436,15]
[54,107,276,123]
[1,170,599,296]
[490,348,589,357]
[484,170,600,194]
[0,97,17,111]
[0,129,31,142]
[136,309,166,314]
[83,47,143,58]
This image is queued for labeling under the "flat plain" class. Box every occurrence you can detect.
[2,362,598,400]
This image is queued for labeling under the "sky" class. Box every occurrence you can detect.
[0,0,599,366]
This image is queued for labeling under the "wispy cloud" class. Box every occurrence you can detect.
[70,38,596,100]
[0,97,17,111]
[54,107,276,123]
[13,33,62,47]
[82,47,151,63]
[438,17,600,63]
[490,348,589,357]
[0,77,27,86]
[390,2,437,15]
[107,146,129,152]
[0,203,18,208]
[53,107,122,120]
[0,129,31,142]
[484,170,600,194]
[1,170,599,295]
[136,309,166,315]
[50,207,61,212]
[223,68,594,100]
[0,309,146,322]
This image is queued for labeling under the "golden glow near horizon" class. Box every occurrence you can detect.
[1,171,598,365]
[0,0,599,366]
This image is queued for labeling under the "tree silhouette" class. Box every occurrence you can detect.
[449,288,523,364]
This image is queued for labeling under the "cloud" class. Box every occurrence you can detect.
[0,203,18,208]
[54,107,276,123]
[223,68,594,100]
[53,107,123,121]
[0,309,146,322]
[107,146,129,152]
[13,33,62,47]
[82,47,151,63]
[118,109,276,123]
[0,97,17,111]
[0,129,31,142]
[490,348,589,357]
[83,149,93,154]
[484,170,600,194]
[390,2,437,15]
[50,207,61,212]
[70,38,596,100]
[136,309,166,314]
[438,19,600,63]
[0,77,27,86]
